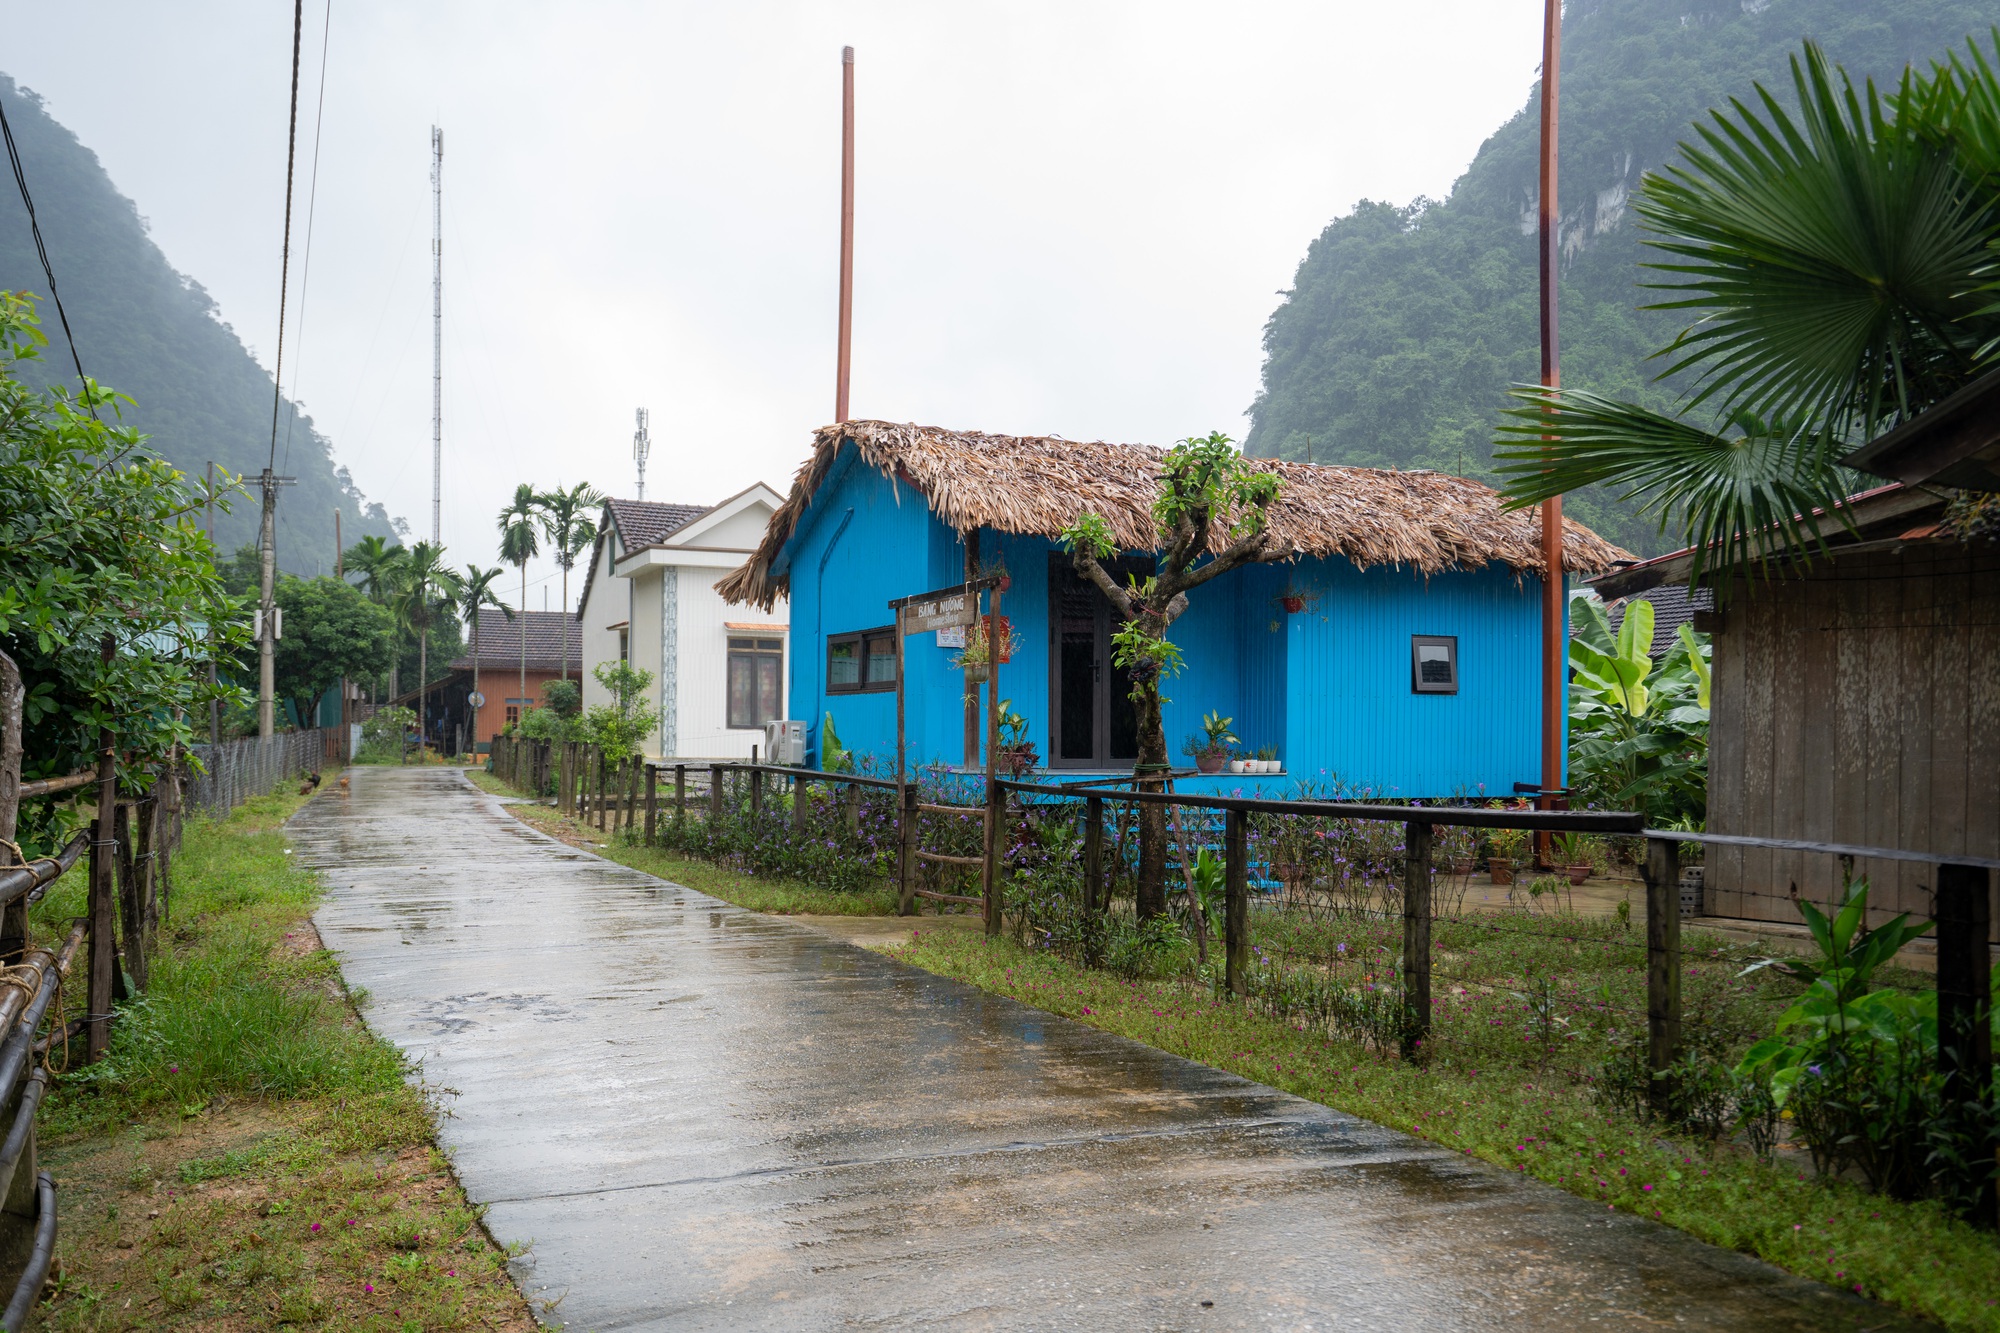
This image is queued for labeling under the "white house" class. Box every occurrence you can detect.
[577,485,790,759]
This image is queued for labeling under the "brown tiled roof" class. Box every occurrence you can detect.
[451,609,581,671]
[607,499,707,549]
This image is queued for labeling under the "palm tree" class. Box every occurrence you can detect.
[455,564,512,735]
[392,541,462,759]
[497,484,542,714]
[1496,39,2000,586]
[343,535,408,697]
[537,481,605,682]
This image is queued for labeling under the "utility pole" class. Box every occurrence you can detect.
[336,507,347,760]
[633,407,651,501]
[255,470,297,738]
[1537,0,1566,861]
[431,125,444,546]
[835,45,855,423]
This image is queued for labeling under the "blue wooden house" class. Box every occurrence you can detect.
[718,421,1625,795]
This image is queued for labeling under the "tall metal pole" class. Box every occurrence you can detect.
[1537,0,1566,857]
[835,46,855,423]
[633,407,651,501]
[431,125,443,547]
[206,461,219,747]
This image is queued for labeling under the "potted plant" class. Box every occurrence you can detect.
[1274,583,1317,616]
[1252,745,1280,774]
[950,619,1018,681]
[1180,712,1238,774]
[1552,832,1593,885]
[977,558,1012,593]
[1487,825,1526,884]
[1226,750,1248,775]
[996,699,1037,775]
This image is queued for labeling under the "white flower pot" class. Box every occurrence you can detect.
[1227,760,1246,775]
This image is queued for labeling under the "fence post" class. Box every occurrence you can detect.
[644,764,658,846]
[982,778,1003,938]
[675,764,687,833]
[597,748,609,832]
[1643,834,1682,1102]
[792,774,809,837]
[1225,807,1247,996]
[1937,861,1995,1223]
[843,782,861,835]
[898,783,919,917]
[87,639,117,1061]
[1400,821,1433,1060]
[1083,796,1104,918]
[710,764,726,828]
[749,766,763,818]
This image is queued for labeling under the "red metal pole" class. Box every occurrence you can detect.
[835,45,856,423]
[1538,0,1565,861]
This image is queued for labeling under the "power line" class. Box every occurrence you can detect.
[283,0,335,476]
[267,0,307,472]
[0,82,92,413]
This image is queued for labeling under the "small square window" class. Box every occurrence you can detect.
[827,627,896,695]
[1411,635,1458,694]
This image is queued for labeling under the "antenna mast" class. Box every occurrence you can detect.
[633,407,651,501]
[431,125,443,545]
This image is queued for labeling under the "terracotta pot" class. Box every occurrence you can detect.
[1564,863,1592,885]
[1280,595,1306,614]
[995,574,1012,593]
[1488,857,1514,885]
[1196,752,1225,774]
[1447,859,1475,876]
[1003,744,1037,776]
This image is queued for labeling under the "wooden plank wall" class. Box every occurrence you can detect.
[1707,544,2000,941]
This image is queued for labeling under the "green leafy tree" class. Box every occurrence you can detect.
[0,291,242,850]
[342,534,408,698]
[453,564,511,712]
[581,661,659,763]
[271,576,396,728]
[389,542,462,753]
[536,481,603,681]
[1498,35,2000,586]
[1060,432,1283,918]
[496,484,542,708]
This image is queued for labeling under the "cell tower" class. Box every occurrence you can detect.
[633,407,651,501]
[431,125,443,545]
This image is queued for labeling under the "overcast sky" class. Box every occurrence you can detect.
[6,1,1546,609]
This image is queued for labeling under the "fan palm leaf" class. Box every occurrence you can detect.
[1639,42,1994,435]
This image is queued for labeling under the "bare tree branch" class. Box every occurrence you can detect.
[1069,550,1139,620]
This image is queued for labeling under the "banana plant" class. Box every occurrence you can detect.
[1568,597,1710,822]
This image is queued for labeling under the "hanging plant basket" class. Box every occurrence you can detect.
[1279,595,1307,614]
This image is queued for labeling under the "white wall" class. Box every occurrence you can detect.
[577,536,630,709]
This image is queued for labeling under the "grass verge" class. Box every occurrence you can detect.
[462,768,900,915]
[887,928,2000,1332]
[25,787,535,1331]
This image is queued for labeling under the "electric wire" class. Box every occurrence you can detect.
[0,82,92,416]
[266,0,307,472]
[282,0,334,477]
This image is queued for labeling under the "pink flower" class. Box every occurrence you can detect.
[310,1222,322,1233]
[1641,1184,1653,1192]
[364,1284,375,1294]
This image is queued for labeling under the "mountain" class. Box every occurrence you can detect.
[0,74,399,573]
[1244,0,2000,555]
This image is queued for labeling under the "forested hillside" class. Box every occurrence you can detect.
[0,74,398,570]
[1246,0,2000,554]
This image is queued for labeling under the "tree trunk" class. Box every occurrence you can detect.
[1130,667,1169,920]
[561,565,571,682]
[519,564,529,711]
[420,629,429,758]
[0,649,23,963]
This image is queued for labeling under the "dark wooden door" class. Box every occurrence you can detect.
[1048,558,1146,768]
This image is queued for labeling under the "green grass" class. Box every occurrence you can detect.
[893,927,2000,1332]
[463,767,900,915]
[26,785,534,1331]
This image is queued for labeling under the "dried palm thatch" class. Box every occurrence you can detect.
[718,421,1631,609]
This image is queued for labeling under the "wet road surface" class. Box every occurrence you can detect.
[291,767,1906,1331]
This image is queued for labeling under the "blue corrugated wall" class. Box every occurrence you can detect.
[781,443,1564,793]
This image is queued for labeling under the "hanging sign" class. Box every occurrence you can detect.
[897,585,977,636]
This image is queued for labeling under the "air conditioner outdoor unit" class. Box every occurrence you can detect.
[763,720,806,766]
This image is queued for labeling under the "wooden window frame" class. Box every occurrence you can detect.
[1411,635,1459,695]
[826,626,897,695]
[728,636,786,729]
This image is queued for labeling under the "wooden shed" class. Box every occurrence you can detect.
[1593,373,2000,938]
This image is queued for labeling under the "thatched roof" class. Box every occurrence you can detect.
[718,421,1631,610]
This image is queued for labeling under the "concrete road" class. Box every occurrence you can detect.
[291,767,1904,1332]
